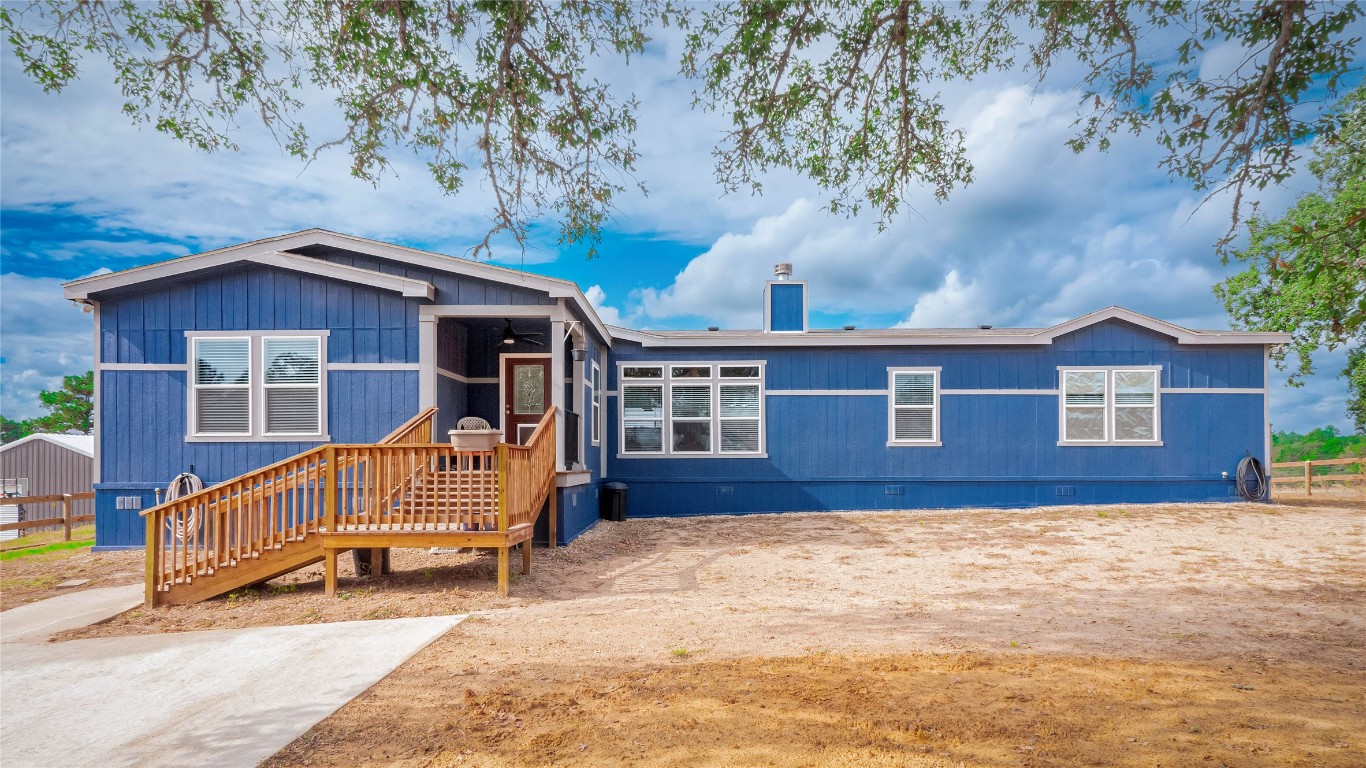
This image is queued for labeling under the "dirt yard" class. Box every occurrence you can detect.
[15,496,1366,766]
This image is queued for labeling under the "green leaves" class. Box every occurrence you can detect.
[1216,85,1366,433]
[1,1,1360,258]
[0,371,93,442]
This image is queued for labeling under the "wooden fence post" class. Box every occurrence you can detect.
[1304,460,1312,496]
[62,493,73,542]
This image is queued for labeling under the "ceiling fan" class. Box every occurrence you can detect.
[496,319,545,347]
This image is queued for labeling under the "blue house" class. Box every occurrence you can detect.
[64,230,1288,565]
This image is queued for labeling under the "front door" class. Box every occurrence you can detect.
[502,356,552,444]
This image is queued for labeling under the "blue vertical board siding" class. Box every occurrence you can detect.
[604,320,1270,517]
[92,261,428,548]
[96,265,422,366]
[768,283,805,332]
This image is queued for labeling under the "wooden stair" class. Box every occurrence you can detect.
[155,538,325,605]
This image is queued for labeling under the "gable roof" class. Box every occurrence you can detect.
[63,229,613,345]
[0,433,95,458]
[611,306,1291,347]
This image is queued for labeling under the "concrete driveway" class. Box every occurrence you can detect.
[1,588,460,768]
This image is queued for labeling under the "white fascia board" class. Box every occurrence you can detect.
[248,252,435,299]
[301,231,612,346]
[1038,306,1292,346]
[64,228,612,345]
[609,307,1292,348]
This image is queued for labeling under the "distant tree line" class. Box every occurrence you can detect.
[1271,426,1366,463]
[0,371,94,443]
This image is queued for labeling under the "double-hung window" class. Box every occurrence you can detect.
[619,363,764,457]
[1059,367,1160,445]
[888,368,940,446]
[189,333,327,441]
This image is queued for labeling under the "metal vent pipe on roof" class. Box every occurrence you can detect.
[774,263,793,280]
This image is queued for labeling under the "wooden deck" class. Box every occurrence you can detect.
[140,408,558,606]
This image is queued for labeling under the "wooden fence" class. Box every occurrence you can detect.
[0,492,97,541]
[1270,457,1366,495]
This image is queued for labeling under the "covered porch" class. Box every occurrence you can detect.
[421,302,607,504]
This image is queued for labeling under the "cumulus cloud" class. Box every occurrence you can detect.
[0,273,93,420]
[583,284,626,327]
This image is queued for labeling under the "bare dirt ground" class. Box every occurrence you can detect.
[0,526,141,612]
[14,495,1365,766]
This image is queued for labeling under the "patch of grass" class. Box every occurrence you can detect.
[420,567,436,583]
[226,588,259,606]
[267,583,299,595]
[671,648,693,658]
[0,540,94,561]
[1097,511,1109,518]
[364,607,398,620]
[0,574,60,590]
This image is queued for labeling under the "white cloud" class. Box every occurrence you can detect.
[583,284,625,327]
[0,273,93,420]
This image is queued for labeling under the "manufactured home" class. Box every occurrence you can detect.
[63,231,1288,603]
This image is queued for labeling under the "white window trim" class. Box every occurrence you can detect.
[617,361,766,459]
[186,331,330,442]
[887,367,942,447]
[1057,365,1162,447]
[588,359,601,446]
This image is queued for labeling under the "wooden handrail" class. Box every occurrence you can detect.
[142,406,564,604]
[379,407,438,445]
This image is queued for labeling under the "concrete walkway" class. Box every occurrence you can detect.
[1,590,461,768]
[1,583,143,644]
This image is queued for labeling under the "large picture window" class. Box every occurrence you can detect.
[619,362,764,457]
[888,368,940,446]
[1059,367,1160,445]
[189,333,327,441]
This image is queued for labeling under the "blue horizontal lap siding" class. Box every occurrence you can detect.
[605,320,1267,517]
[95,264,425,548]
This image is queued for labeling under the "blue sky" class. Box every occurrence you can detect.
[0,17,1359,434]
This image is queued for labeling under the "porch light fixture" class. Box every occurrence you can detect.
[501,324,516,345]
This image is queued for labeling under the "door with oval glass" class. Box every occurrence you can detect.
[502,355,552,444]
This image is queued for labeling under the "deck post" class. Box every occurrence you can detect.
[497,546,510,597]
[1304,460,1312,496]
[144,512,158,608]
[522,539,532,575]
[548,487,557,550]
[324,445,338,532]
[325,547,338,597]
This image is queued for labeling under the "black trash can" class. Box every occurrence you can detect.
[600,482,628,521]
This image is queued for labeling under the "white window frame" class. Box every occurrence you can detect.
[617,361,766,458]
[588,359,601,446]
[1057,366,1162,446]
[190,335,252,437]
[186,331,330,442]
[262,336,325,438]
[887,367,942,447]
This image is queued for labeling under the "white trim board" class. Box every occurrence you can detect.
[436,368,498,384]
[610,306,1291,348]
[62,229,613,348]
[98,363,187,372]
